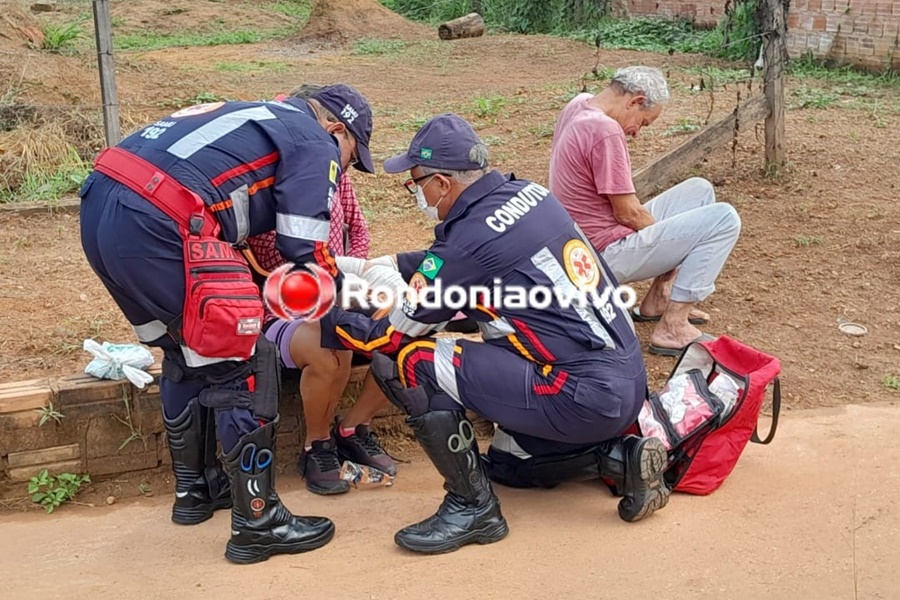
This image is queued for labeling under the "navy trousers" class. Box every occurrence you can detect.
[79,174,259,452]
[395,336,646,446]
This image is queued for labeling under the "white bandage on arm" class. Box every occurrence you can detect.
[361,264,406,294]
[367,254,398,271]
[335,256,367,276]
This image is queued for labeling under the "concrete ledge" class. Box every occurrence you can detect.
[0,362,380,484]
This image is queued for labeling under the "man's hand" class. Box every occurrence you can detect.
[609,193,655,230]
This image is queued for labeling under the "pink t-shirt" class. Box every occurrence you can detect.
[549,93,636,251]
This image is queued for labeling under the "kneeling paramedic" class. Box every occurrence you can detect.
[78,85,376,564]
[322,114,671,555]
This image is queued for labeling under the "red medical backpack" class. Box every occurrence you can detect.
[638,335,782,495]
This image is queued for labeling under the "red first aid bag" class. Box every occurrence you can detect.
[93,147,264,361]
[638,335,781,495]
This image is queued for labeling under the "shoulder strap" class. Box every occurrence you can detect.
[92,147,219,238]
[751,377,780,445]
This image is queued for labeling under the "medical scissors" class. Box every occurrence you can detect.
[239,443,273,474]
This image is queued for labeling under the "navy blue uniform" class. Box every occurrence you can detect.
[80,99,345,451]
[326,170,648,445]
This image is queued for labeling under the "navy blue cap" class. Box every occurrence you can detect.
[383,113,488,173]
[310,84,375,174]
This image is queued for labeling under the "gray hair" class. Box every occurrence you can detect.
[610,66,670,109]
[287,83,343,124]
[288,83,325,99]
[420,142,489,185]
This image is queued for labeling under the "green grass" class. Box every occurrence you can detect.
[213,60,290,73]
[790,54,900,90]
[789,85,841,109]
[663,118,702,136]
[41,22,82,53]
[352,39,409,56]
[472,95,506,119]
[115,30,267,51]
[884,374,900,392]
[793,235,823,247]
[0,150,91,204]
[267,0,313,21]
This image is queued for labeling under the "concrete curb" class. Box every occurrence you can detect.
[0,198,81,217]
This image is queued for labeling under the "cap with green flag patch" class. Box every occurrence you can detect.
[383,113,488,173]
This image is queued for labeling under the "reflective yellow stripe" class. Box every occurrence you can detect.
[542,364,552,377]
[475,304,538,362]
[397,340,437,388]
[335,325,396,352]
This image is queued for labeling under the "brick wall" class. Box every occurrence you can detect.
[622,0,900,71]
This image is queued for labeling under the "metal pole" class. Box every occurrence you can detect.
[92,0,121,147]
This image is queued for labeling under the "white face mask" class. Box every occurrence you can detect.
[415,184,443,221]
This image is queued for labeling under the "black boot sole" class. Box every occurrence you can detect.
[172,496,233,526]
[224,522,336,565]
[618,438,671,523]
[394,518,509,555]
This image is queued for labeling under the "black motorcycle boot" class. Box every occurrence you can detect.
[597,435,670,522]
[222,417,336,565]
[395,411,509,554]
[163,399,232,525]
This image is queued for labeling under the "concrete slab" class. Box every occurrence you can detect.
[0,403,897,600]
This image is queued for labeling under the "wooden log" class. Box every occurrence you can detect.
[438,13,485,41]
[632,95,769,200]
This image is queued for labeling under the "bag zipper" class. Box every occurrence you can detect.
[191,277,251,294]
[706,364,750,428]
[688,369,726,419]
[199,294,262,318]
[647,392,678,448]
[190,266,250,276]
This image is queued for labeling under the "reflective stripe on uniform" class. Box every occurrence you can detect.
[388,306,442,338]
[276,213,329,242]
[490,427,533,460]
[531,247,616,350]
[229,184,250,244]
[167,106,277,159]
[434,337,462,404]
[181,344,255,368]
[133,320,168,343]
[477,315,515,340]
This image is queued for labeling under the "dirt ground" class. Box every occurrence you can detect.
[1,402,899,599]
[1,0,899,415]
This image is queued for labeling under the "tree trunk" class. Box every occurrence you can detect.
[438,13,485,41]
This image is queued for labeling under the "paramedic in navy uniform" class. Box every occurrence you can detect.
[79,84,375,564]
[322,113,671,555]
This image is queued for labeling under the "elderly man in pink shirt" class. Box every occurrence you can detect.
[548,66,741,356]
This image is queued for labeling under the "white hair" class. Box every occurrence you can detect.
[610,66,670,109]
[420,141,490,185]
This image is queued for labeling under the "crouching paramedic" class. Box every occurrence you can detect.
[319,114,671,555]
[78,85,376,564]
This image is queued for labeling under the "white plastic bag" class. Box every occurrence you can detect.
[83,339,155,389]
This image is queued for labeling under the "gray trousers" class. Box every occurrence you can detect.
[600,178,741,303]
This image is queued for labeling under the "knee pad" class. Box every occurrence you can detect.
[370,351,431,417]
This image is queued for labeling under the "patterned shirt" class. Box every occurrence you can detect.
[245,172,369,322]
